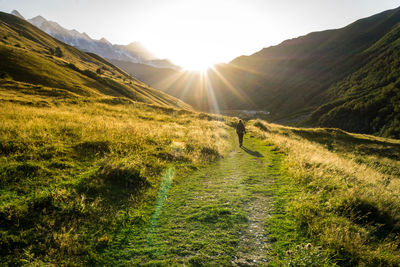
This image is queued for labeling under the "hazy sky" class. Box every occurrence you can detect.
[1,0,400,70]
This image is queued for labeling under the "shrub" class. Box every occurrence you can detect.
[0,72,12,80]
[81,69,98,80]
[55,47,63,57]
[66,63,80,72]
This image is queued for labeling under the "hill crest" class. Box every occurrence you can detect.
[0,11,189,109]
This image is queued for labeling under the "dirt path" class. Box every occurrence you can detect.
[108,133,281,266]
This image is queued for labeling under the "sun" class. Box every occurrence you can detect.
[180,60,213,72]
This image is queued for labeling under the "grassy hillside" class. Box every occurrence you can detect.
[2,8,400,266]
[108,60,218,111]
[0,11,189,109]
[213,6,400,139]
[108,7,400,139]
[0,85,232,265]
[218,6,400,116]
[109,59,180,92]
[2,83,399,265]
[249,120,400,265]
[309,22,400,138]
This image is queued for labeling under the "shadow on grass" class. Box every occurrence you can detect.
[241,146,263,158]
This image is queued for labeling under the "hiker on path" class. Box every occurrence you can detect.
[236,120,246,147]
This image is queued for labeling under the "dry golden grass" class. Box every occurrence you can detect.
[249,119,400,265]
[0,93,233,265]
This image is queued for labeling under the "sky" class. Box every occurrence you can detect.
[1,0,400,70]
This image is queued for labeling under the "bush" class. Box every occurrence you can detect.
[81,69,98,80]
[66,63,80,72]
[0,72,11,80]
[55,47,63,57]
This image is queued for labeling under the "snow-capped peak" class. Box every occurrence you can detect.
[82,32,91,40]
[11,10,25,20]
[25,14,179,69]
[99,37,112,45]
[29,16,47,28]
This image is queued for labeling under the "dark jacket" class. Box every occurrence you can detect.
[236,121,246,134]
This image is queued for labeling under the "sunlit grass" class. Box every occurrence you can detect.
[0,91,232,265]
[249,119,400,265]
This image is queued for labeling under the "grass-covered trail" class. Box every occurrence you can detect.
[101,133,283,266]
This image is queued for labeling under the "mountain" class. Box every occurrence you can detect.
[12,7,400,138]
[0,11,189,109]
[116,6,400,138]
[20,12,177,69]
[113,41,156,61]
[211,6,400,138]
[11,10,24,20]
[107,59,223,112]
[308,22,400,137]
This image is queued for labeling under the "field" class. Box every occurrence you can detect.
[249,120,400,265]
[0,86,233,265]
[2,83,400,265]
[2,7,400,266]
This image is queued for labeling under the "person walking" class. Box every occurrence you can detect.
[236,120,246,147]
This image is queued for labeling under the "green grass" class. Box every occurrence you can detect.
[97,134,283,266]
[0,11,189,109]
[250,119,400,266]
[0,94,232,265]
[2,87,400,265]
[3,8,400,266]
[129,6,400,138]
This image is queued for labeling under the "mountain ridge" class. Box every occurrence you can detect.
[0,11,189,109]
[6,7,400,138]
[11,10,24,20]
[208,6,400,138]
[10,10,179,70]
[109,5,400,138]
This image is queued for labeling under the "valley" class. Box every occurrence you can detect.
[1,5,400,266]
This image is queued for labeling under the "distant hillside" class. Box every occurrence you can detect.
[9,10,179,70]
[109,59,179,89]
[308,22,400,138]
[108,7,400,139]
[210,6,400,138]
[0,11,189,109]
[113,6,400,138]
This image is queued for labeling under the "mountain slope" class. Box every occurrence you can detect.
[25,13,179,69]
[156,6,399,138]
[106,6,400,139]
[0,11,189,109]
[309,22,400,138]
[11,10,25,20]
[215,6,400,115]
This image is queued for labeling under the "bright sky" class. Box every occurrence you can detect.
[1,0,400,70]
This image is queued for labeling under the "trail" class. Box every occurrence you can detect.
[109,133,282,266]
